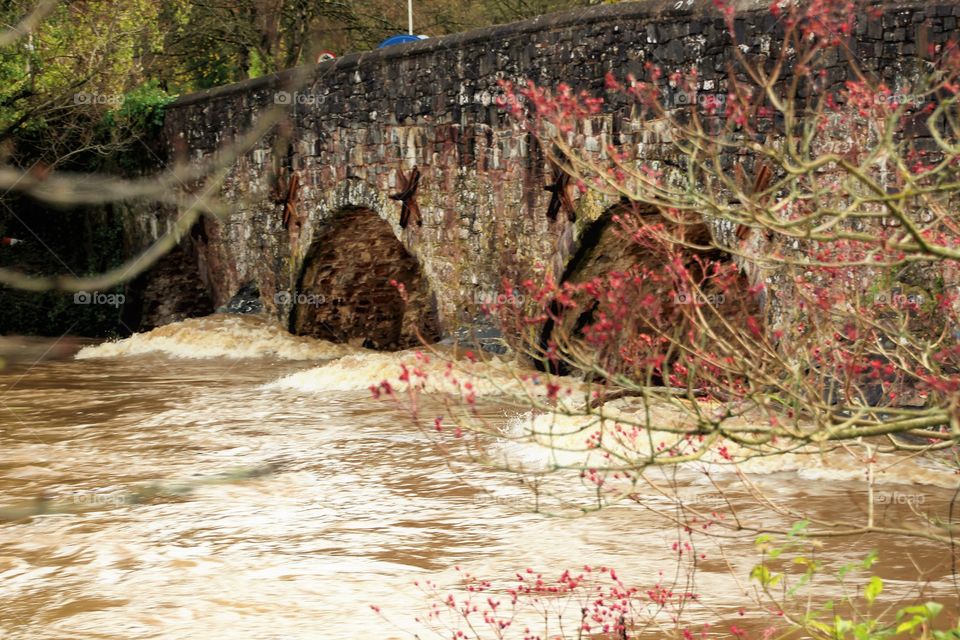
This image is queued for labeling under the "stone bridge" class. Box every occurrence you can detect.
[131,0,953,349]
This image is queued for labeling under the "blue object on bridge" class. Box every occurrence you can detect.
[377,34,428,49]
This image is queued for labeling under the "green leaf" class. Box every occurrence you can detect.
[751,564,782,588]
[864,576,883,605]
[751,564,770,585]
[901,602,943,618]
[838,562,855,580]
[807,619,833,634]
[834,616,853,633]
[896,618,923,634]
[854,623,878,640]
[788,520,810,538]
[861,550,879,569]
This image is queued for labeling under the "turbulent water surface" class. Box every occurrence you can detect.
[0,315,957,639]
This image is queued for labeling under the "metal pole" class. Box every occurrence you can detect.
[408,0,413,34]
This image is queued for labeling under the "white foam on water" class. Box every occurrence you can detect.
[493,401,689,470]
[735,449,938,488]
[76,314,354,361]
[493,403,959,488]
[264,348,586,398]
[76,314,958,488]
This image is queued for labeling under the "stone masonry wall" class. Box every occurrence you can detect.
[153,0,958,338]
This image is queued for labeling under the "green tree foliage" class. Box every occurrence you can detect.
[0,0,595,165]
[0,0,166,167]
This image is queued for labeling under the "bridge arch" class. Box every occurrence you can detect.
[538,203,745,376]
[538,205,653,373]
[289,206,440,350]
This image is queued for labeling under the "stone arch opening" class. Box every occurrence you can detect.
[290,207,440,350]
[538,204,748,377]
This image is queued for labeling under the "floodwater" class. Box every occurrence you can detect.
[0,315,957,639]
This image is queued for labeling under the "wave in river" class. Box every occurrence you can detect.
[264,348,581,397]
[496,406,959,488]
[76,314,354,361]
[74,314,957,488]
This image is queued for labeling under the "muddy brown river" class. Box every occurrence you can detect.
[0,316,957,639]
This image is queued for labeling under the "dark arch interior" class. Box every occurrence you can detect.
[125,240,214,333]
[290,208,440,350]
[538,204,737,376]
[537,206,652,374]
